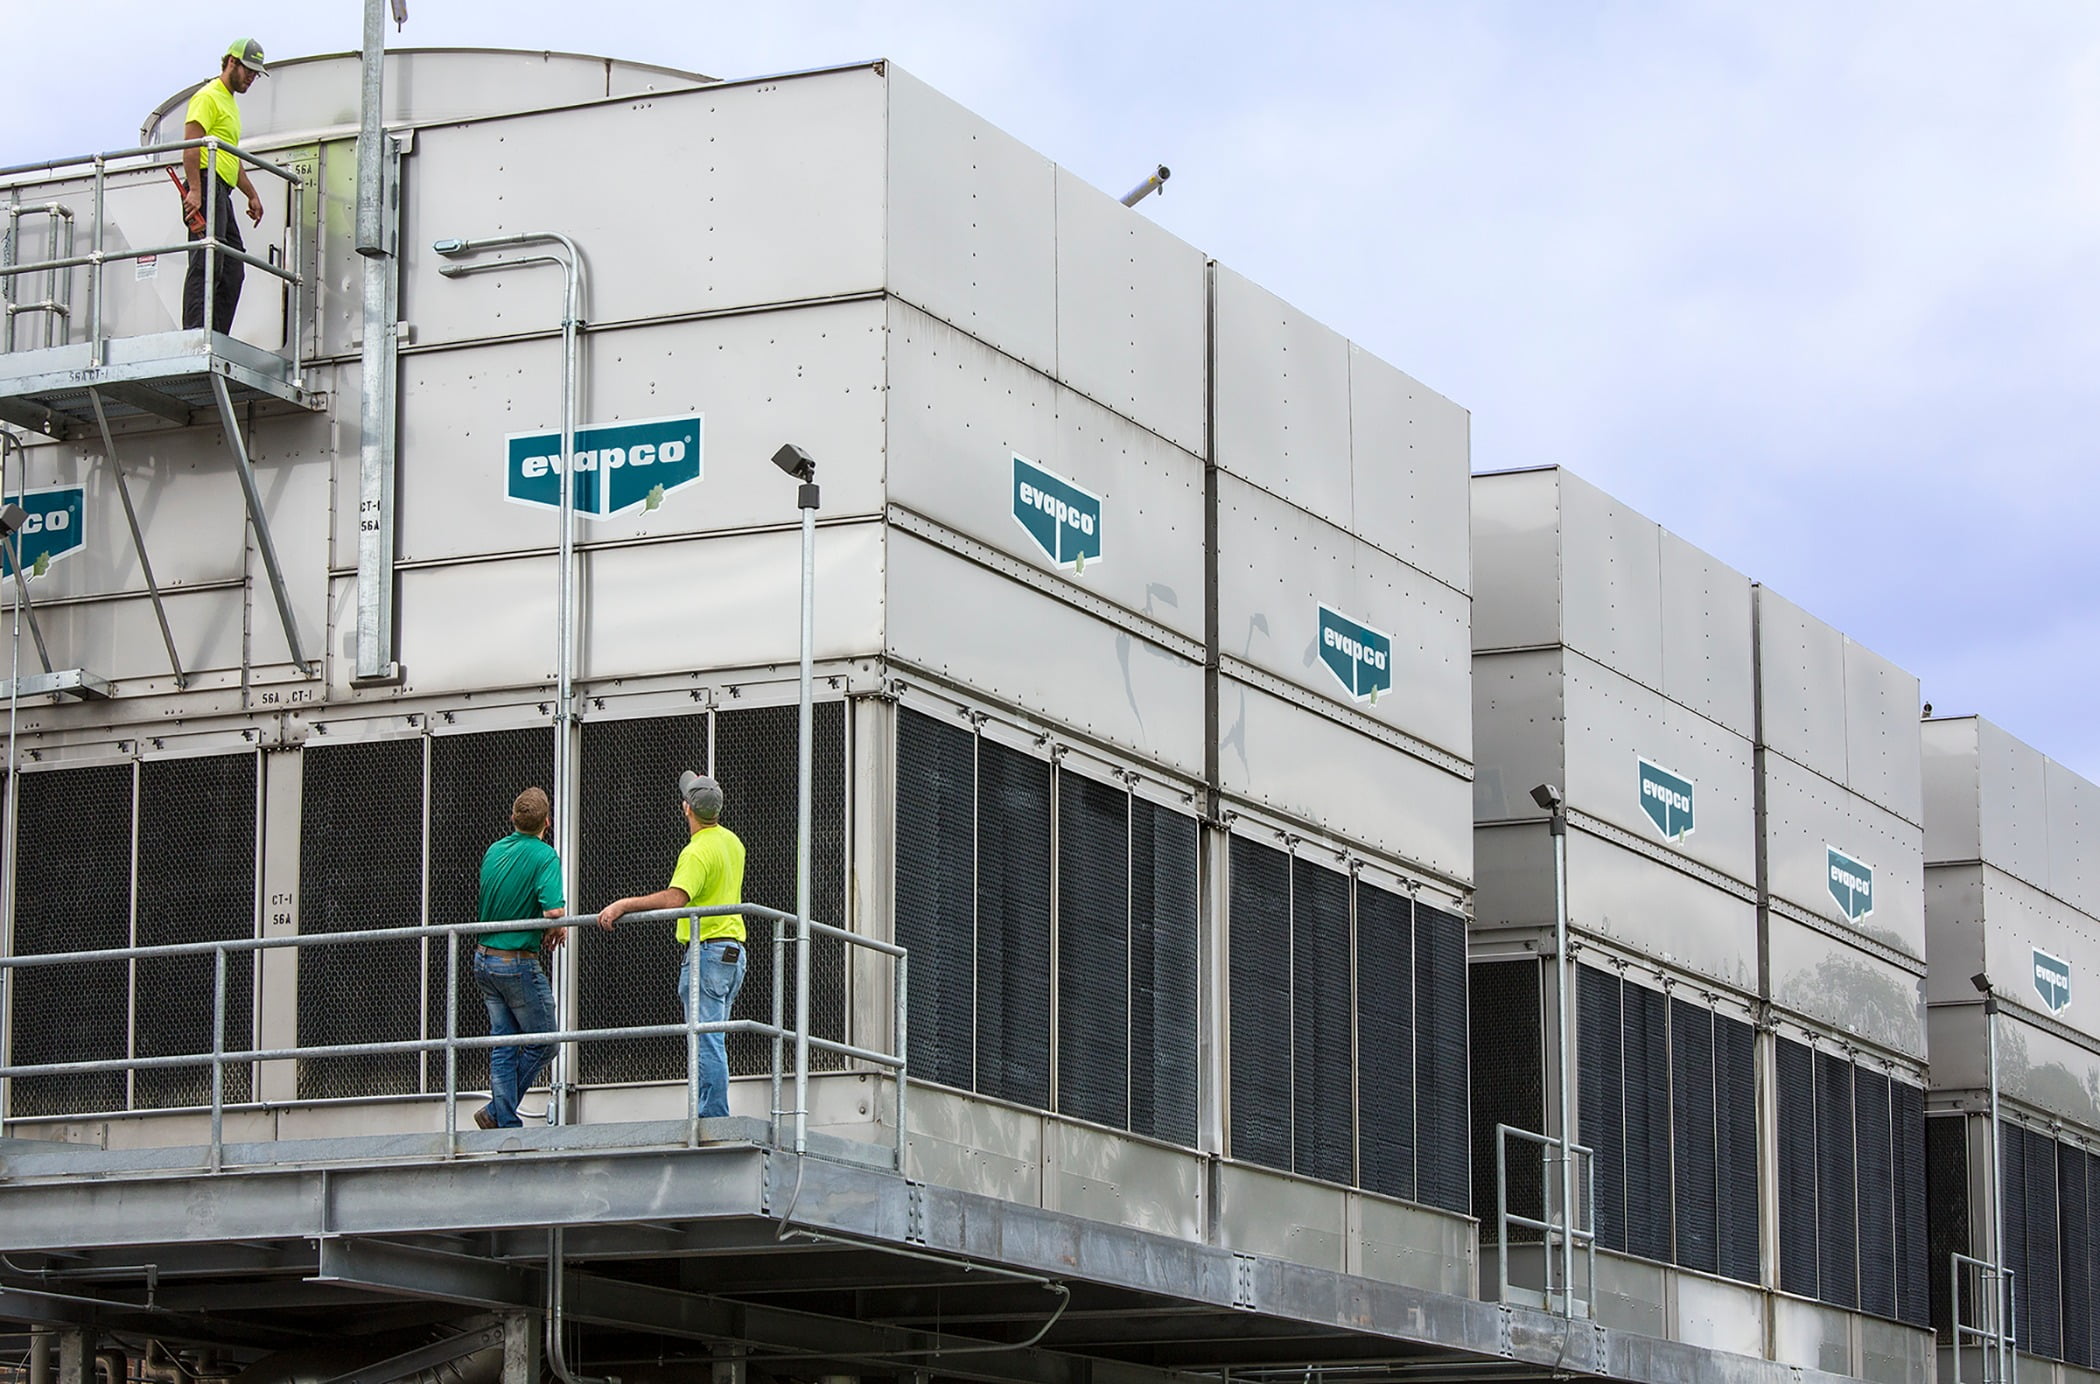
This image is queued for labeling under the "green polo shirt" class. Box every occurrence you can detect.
[184,78,244,187]
[477,831,564,950]
[668,823,745,944]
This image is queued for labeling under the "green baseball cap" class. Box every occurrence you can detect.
[225,38,268,75]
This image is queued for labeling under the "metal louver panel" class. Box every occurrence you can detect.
[1577,964,1625,1252]
[576,713,709,1084]
[713,702,849,1075]
[12,764,132,1115]
[1056,770,1129,1130]
[1413,903,1469,1214]
[1228,834,1291,1170]
[1465,960,1537,1229]
[1775,1036,1818,1296]
[2060,1141,2093,1368]
[1291,856,1352,1185]
[1621,980,1670,1262]
[1893,1080,1929,1328]
[1669,998,1718,1275]
[298,739,424,1099]
[1129,798,1197,1148]
[2000,1120,2030,1352]
[974,738,1050,1109]
[1854,1067,1896,1319]
[137,754,256,1109]
[1359,882,1418,1204]
[1924,1114,1971,1341]
[893,708,975,1092]
[1714,1011,1759,1284]
[428,728,554,1098]
[1814,1050,1858,1309]
[2019,1123,2061,1359]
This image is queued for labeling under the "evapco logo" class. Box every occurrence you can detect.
[1317,604,1392,704]
[1637,757,1696,843]
[506,413,704,520]
[1826,846,1874,923]
[2033,948,2072,1015]
[2,484,86,579]
[1011,454,1102,572]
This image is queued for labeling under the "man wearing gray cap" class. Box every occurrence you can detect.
[595,771,747,1118]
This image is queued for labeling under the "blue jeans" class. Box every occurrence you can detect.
[472,950,557,1128]
[677,938,748,1119]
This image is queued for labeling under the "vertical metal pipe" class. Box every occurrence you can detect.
[210,947,227,1172]
[0,433,21,1126]
[793,497,815,1156]
[445,924,459,1151]
[1550,808,1575,1315]
[353,0,398,683]
[354,0,387,257]
[686,931,702,1137]
[90,158,105,360]
[202,143,217,338]
[1983,991,2007,1383]
[553,262,580,1126]
[893,951,908,1172]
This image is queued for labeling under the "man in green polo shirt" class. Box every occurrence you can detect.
[180,39,268,333]
[595,771,746,1118]
[471,786,567,1130]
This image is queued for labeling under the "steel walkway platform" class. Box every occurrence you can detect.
[0,328,318,440]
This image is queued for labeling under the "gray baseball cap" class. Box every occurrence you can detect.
[678,770,724,821]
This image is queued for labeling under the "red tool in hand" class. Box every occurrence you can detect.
[167,168,207,236]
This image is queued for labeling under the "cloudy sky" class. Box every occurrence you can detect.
[7,2,2098,779]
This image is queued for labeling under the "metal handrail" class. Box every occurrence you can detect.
[0,137,307,379]
[1495,1123,1597,1318]
[1950,1252,2016,1384]
[0,903,909,1174]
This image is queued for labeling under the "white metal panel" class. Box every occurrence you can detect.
[1212,267,1353,526]
[1671,1273,1767,1359]
[885,529,1206,779]
[1923,864,1986,1006]
[11,587,248,685]
[1469,468,1561,654]
[1842,635,1923,825]
[1925,1004,1988,1093]
[1920,717,1982,865]
[1770,1295,1855,1377]
[1562,652,1758,891]
[1977,716,2051,889]
[1353,1195,1474,1295]
[1763,750,1927,962]
[1767,913,1927,1059]
[1348,344,1471,593]
[1217,674,1472,883]
[1566,831,1757,995]
[1981,865,2100,1044]
[1213,1161,1347,1272]
[884,67,1057,376]
[1657,528,1754,738]
[1471,648,1564,824]
[900,1084,1044,1204]
[1557,470,1663,691]
[1217,473,1470,760]
[1473,821,1557,931]
[402,68,888,346]
[885,302,1205,645]
[1050,165,1206,455]
[1754,586,1847,784]
[1998,1004,2100,1131]
[1042,1121,1204,1241]
[2044,755,2100,918]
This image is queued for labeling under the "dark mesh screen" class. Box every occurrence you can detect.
[1776,1036,1818,1295]
[1228,835,1291,1170]
[1670,999,1718,1274]
[1359,883,1418,1204]
[1854,1067,1896,1318]
[1925,1114,1970,1340]
[712,702,848,1074]
[1714,1012,1759,1283]
[1814,1051,1858,1309]
[575,713,708,1083]
[1129,799,1197,1147]
[136,754,256,1108]
[12,764,133,1115]
[2001,1120,2030,1351]
[297,738,425,1098]
[1892,1081,1928,1327]
[894,709,974,1091]
[2018,1123,2061,1358]
[1413,904,1469,1214]
[429,728,555,1096]
[1466,960,1538,1233]
[2060,1142,2093,1367]
[1621,981,1670,1261]
[1056,770,1130,1129]
[974,738,1050,1108]
[1577,965,1625,1252]
[1291,857,1353,1185]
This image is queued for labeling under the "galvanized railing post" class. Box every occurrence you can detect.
[771,913,786,1139]
[209,947,227,1172]
[686,929,703,1143]
[1495,1125,1511,1307]
[89,156,106,359]
[444,925,459,1154]
[892,950,908,1172]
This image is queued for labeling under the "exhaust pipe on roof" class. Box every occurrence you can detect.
[1120,164,1170,207]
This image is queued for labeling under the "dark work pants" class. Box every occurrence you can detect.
[182,180,245,333]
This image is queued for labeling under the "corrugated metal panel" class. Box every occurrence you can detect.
[1814,1051,1858,1310]
[12,764,132,1115]
[298,739,424,1099]
[1776,1036,1819,1297]
[1854,1068,1896,1319]
[1714,1012,1759,1284]
[2060,1142,2093,1368]
[1291,856,1353,1186]
[1465,960,1535,1228]
[1129,798,1198,1147]
[1669,998,1718,1275]
[894,708,975,1091]
[2000,1121,2030,1348]
[975,738,1051,1109]
[1414,903,1470,1214]
[575,712,710,1084]
[1925,1114,1970,1341]
[2017,1123,2062,1359]
[1578,964,1626,1252]
[1893,1080,1929,1328]
[1621,980,1670,1262]
[1228,834,1291,1170]
[137,754,256,1108]
[1057,769,1130,1130]
[1359,883,1418,1204]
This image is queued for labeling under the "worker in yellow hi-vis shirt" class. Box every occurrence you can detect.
[595,772,748,1118]
[180,39,268,333]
